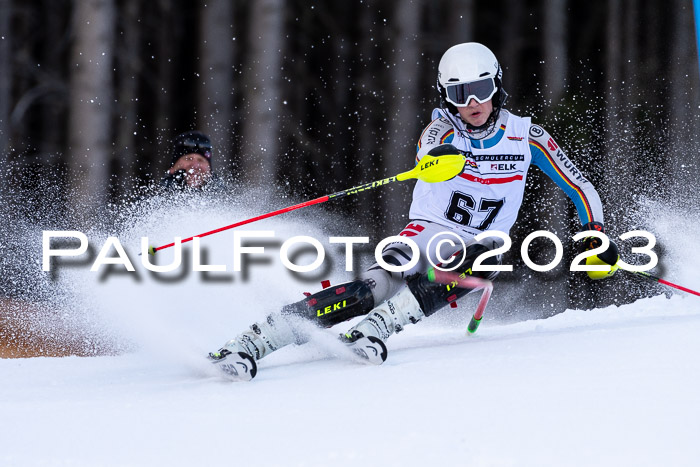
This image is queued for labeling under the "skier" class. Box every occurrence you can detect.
[161,131,215,190]
[209,42,620,377]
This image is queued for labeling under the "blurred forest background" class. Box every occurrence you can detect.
[1,0,699,313]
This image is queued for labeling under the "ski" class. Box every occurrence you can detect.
[207,335,386,382]
[208,349,258,382]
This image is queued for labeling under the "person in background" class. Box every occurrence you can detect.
[161,131,213,190]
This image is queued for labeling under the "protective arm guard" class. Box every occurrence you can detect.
[406,242,500,317]
[529,124,605,226]
[416,117,456,162]
[280,280,375,328]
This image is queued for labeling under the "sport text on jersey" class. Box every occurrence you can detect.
[471,154,525,162]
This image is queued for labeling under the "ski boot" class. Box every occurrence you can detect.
[339,330,388,365]
[208,348,257,381]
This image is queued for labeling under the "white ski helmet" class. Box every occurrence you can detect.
[437,43,507,127]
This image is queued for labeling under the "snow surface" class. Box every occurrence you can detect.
[2,196,700,466]
[2,295,700,466]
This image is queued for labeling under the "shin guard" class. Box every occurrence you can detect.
[406,242,500,317]
[281,280,375,328]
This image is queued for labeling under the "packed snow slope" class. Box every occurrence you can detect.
[1,295,699,467]
[1,193,699,466]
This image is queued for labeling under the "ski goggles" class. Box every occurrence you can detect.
[181,138,212,153]
[444,78,497,106]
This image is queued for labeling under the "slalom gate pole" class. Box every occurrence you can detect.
[627,270,700,297]
[148,153,466,255]
[430,269,494,335]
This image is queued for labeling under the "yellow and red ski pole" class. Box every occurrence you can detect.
[628,270,700,297]
[430,269,494,335]
[148,153,466,255]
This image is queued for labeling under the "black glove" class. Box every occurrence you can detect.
[427,144,465,157]
[580,221,619,279]
[161,169,188,190]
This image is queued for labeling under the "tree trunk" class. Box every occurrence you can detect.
[500,0,524,109]
[381,0,422,234]
[355,4,384,238]
[622,0,639,109]
[240,0,285,185]
[155,0,176,167]
[605,0,622,114]
[448,0,474,42]
[0,0,11,201]
[641,0,662,112]
[604,0,622,175]
[543,0,567,105]
[669,0,700,191]
[114,0,141,194]
[39,0,66,165]
[199,0,235,177]
[542,0,570,312]
[329,1,354,187]
[67,0,115,211]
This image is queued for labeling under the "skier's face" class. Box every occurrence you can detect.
[457,98,493,127]
[169,153,212,188]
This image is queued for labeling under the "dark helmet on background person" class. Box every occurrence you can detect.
[170,130,213,168]
[436,42,508,132]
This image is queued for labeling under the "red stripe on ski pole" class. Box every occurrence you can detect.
[629,270,700,297]
[153,195,331,253]
[657,278,700,297]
